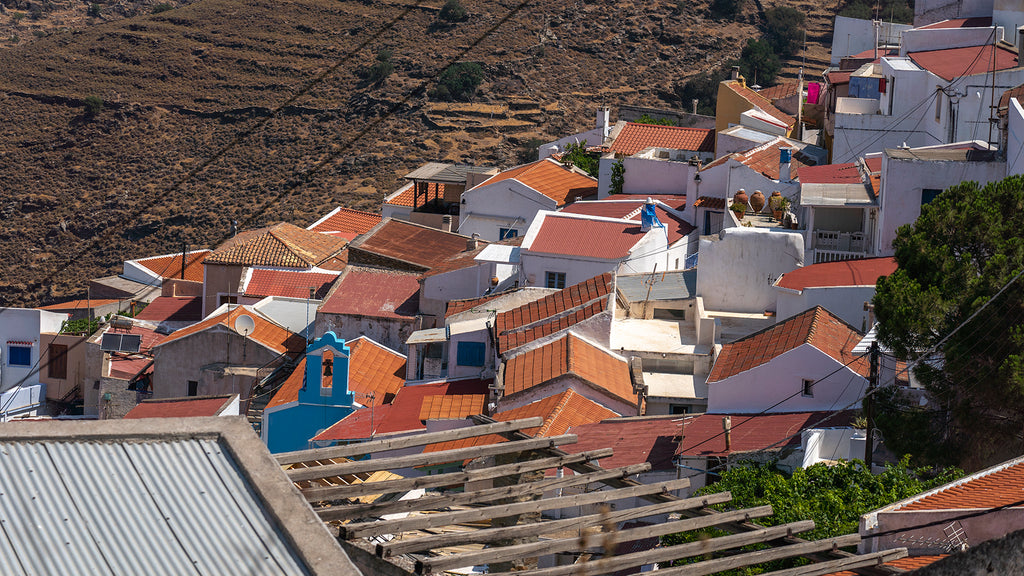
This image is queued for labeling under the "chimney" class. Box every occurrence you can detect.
[1018,27,1024,63]
[779,148,793,181]
[441,214,452,232]
[597,107,610,141]
[722,416,732,451]
[692,98,698,115]
[730,65,740,81]
[466,232,480,251]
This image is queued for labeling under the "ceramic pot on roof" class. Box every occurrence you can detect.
[733,189,749,208]
[750,190,765,213]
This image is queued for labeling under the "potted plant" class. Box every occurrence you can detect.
[770,192,789,220]
[730,202,747,218]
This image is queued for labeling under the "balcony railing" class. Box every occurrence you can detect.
[812,230,871,263]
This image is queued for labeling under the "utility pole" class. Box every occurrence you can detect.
[864,340,879,469]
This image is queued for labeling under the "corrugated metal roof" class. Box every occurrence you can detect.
[616,269,697,303]
[0,438,311,575]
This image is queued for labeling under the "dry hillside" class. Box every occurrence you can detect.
[0,0,837,306]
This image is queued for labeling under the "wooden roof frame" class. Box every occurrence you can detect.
[275,416,910,576]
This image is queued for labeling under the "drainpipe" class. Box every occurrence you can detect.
[722,416,732,451]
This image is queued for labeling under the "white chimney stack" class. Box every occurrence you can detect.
[597,108,610,141]
[780,148,793,182]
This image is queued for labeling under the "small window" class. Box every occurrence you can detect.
[545,272,566,289]
[187,380,199,396]
[7,345,31,367]
[219,294,238,306]
[456,341,486,366]
[802,379,815,397]
[921,189,941,205]
[669,404,688,415]
[48,344,68,379]
[498,228,519,240]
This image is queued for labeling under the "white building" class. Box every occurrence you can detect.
[0,308,68,419]
[595,122,716,197]
[773,257,898,330]
[798,158,879,263]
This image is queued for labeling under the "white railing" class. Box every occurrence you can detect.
[813,249,870,264]
[814,230,867,252]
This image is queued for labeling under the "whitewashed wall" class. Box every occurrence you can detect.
[696,228,804,314]
[775,285,879,330]
[459,180,559,241]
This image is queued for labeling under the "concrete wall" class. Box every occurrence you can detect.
[39,333,87,401]
[707,343,868,413]
[163,279,203,297]
[994,1,1024,37]
[253,296,321,340]
[152,327,281,399]
[864,508,1024,555]
[1010,97,1024,177]
[459,179,560,242]
[915,0,993,27]
[621,156,689,196]
[447,326,494,380]
[97,376,142,419]
[420,262,510,319]
[901,26,1006,55]
[0,308,68,396]
[202,264,245,317]
[315,312,417,355]
[801,427,864,467]
[876,150,1007,255]
[696,228,805,314]
[775,285,879,330]
[831,16,909,66]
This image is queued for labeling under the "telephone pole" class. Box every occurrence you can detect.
[864,340,879,468]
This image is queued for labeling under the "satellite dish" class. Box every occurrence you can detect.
[234,313,256,336]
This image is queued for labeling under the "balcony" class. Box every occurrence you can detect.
[811,230,872,263]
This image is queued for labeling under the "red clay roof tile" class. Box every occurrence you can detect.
[205,223,346,268]
[798,162,864,184]
[243,269,340,300]
[318,267,420,319]
[503,333,634,405]
[134,250,210,282]
[309,206,382,241]
[898,461,1024,511]
[776,257,897,292]
[566,417,680,471]
[476,159,598,206]
[528,215,647,259]
[610,123,714,156]
[124,395,234,419]
[909,44,1019,82]
[559,200,696,244]
[133,296,203,323]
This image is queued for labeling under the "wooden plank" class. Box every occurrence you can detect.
[319,463,652,522]
[379,491,736,558]
[486,520,817,576]
[763,548,908,576]
[276,418,544,465]
[288,434,578,482]
[651,533,863,576]
[339,477,692,539]
[417,505,775,574]
[301,449,612,501]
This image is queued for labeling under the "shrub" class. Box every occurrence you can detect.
[517,137,544,164]
[610,160,625,195]
[560,141,598,178]
[438,0,467,22]
[11,12,26,24]
[152,3,174,13]
[367,49,394,84]
[763,6,804,57]
[87,3,102,17]
[672,67,730,116]
[429,62,483,101]
[709,0,744,20]
[739,38,780,86]
[636,114,676,126]
[84,95,104,116]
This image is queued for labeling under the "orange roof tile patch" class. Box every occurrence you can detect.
[157,306,305,356]
[124,395,235,419]
[134,250,210,282]
[495,273,613,354]
[205,223,346,268]
[898,461,1024,511]
[309,206,382,240]
[725,80,796,128]
[419,394,486,420]
[504,333,634,404]
[708,306,866,383]
[825,555,948,576]
[39,298,121,310]
[346,337,406,406]
[475,159,598,206]
[424,389,618,452]
[266,357,307,410]
[384,181,448,208]
[776,257,897,292]
[756,82,799,101]
[609,123,715,156]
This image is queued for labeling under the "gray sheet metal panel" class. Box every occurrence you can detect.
[45,441,200,576]
[617,270,697,302]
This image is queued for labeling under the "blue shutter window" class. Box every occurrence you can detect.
[8,345,31,367]
[456,342,486,367]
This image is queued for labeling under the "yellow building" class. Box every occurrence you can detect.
[714,71,796,156]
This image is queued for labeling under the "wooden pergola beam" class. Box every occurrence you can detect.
[300,448,612,502]
[650,533,862,576]
[320,462,653,522]
[763,549,908,576]
[276,418,545,465]
[378,491,735,558]
[416,504,776,574]
[339,477,691,539]
[288,434,578,482]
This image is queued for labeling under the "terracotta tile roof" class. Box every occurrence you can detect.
[528,215,646,259]
[736,140,812,180]
[609,123,715,156]
[133,250,210,282]
[825,555,947,576]
[242,269,340,300]
[897,460,1024,511]
[798,162,863,184]
[311,378,491,440]
[134,296,203,323]
[776,257,897,292]
[419,394,487,420]
[565,416,680,472]
[39,298,121,310]
[558,200,696,244]
[909,44,1019,82]
[495,273,614,354]
[266,337,406,410]
[693,196,726,210]
[308,206,382,241]
[421,236,522,279]
[826,70,852,85]
[424,389,618,452]
[384,181,434,208]
[998,83,1024,118]
[205,223,347,268]
[724,80,796,128]
[157,306,305,356]
[124,395,235,419]
[610,195,687,210]
[475,159,598,206]
[318,267,420,319]
[848,47,899,60]
[446,293,505,318]
[350,219,478,271]
[676,411,853,457]
[756,82,799,101]
[918,16,991,29]
[708,306,866,383]
[503,333,634,405]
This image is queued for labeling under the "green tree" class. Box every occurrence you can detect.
[83,95,104,116]
[840,0,913,24]
[874,175,1024,470]
[740,38,780,87]
[610,160,625,194]
[429,62,483,101]
[763,6,805,58]
[709,0,744,20]
[662,459,961,571]
[152,3,174,14]
[367,49,394,84]
[636,114,676,126]
[673,67,730,116]
[560,141,597,178]
[438,0,467,22]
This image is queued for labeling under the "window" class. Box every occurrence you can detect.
[456,341,486,366]
[218,294,238,306]
[7,345,31,367]
[187,380,199,396]
[802,379,815,397]
[669,404,689,415]
[921,189,942,206]
[498,228,519,240]
[545,272,566,289]
[48,344,68,379]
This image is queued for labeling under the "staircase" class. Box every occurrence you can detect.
[245,357,300,437]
